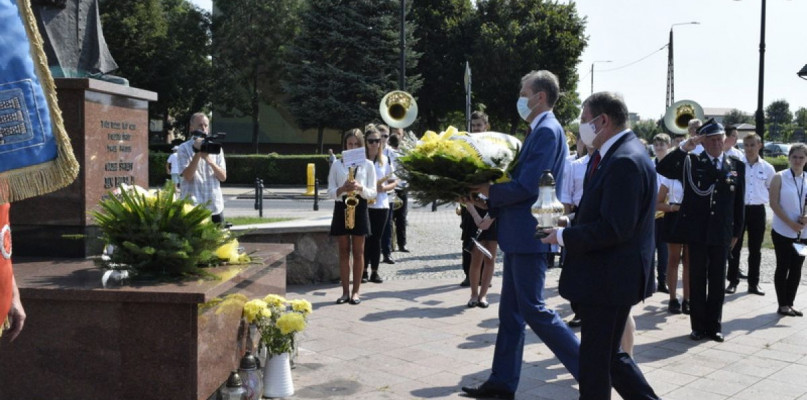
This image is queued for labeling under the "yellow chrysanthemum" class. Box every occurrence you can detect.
[215,239,241,263]
[289,299,313,316]
[276,312,306,335]
[263,294,286,308]
[243,299,268,323]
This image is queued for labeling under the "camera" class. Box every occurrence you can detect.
[191,130,226,154]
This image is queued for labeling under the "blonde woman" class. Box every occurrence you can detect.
[363,126,397,284]
[327,129,376,305]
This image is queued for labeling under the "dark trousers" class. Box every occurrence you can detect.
[654,218,668,285]
[728,205,766,286]
[212,213,224,226]
[392,190,408,248]
[381,200,393,257]
[365,208,390,271]
[578,303,659,400]
[772,229,805,308]
[687,242,728,334]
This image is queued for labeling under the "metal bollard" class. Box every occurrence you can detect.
[313,178,320,211]
[431,200,437,212]
[254,178,264,217]
[303,163,316,196]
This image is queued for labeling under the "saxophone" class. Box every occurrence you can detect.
[344,166,359,229]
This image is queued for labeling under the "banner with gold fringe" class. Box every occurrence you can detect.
[0,0,79,204]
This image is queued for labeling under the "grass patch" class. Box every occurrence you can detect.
[227,216,296,226]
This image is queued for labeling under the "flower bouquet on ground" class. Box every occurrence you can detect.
[242,295,312,356]
[395,126,522,205]
[92,182,249,280]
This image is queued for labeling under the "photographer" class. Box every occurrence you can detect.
[177,112,227,224]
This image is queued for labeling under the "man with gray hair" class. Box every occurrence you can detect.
[463,70,579,399]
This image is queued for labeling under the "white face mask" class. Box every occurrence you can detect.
[516,95,537,121]
[579,114,602,146]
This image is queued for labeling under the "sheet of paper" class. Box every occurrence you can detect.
[342,147,366,168]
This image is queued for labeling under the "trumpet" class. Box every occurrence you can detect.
[344,166,359,229]
[368,172,395,206]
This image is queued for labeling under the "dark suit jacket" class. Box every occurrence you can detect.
[488,112,568,254]
[656,148,745,246]
[559,131,656,306]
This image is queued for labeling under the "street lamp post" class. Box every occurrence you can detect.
[590,60,612,95]
[399,0,406,91]
[665,21,700,109]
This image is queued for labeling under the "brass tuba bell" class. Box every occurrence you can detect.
[663,99,704,135]
[379,90,418,128]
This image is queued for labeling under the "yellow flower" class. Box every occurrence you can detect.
[215,239,241,263]
[263,294,286,308]
[289,299,312,316]
[276,312,306,335]
[243,299,268,323]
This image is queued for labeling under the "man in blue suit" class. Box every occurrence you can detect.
[543,92,659,399]
[461,70,580,400]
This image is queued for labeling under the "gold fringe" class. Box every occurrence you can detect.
[0,0,80,205]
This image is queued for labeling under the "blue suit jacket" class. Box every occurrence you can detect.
[559,131,656,306]
[488,112,568,254]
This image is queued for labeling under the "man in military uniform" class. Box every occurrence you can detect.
[656,119,745,342]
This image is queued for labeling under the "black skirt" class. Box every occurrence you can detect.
[330,197,371,236]
[662,210,686,244]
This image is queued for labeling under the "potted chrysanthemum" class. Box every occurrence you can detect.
[242,295,312,398]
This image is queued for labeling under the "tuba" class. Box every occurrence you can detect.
[663,99,704,135]
[344,166,359,229]
[379,90,418,128]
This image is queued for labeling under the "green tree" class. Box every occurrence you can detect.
[794,107,807,130]
[631,119,661,141]
[100,0,212,139]
[472,0,587,134]
[409,0,475,131]
[211,0,303,153]
[284,0,422,153]
[722,108,753,128]
[766,99,793,141]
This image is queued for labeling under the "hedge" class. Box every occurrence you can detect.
[149,152,331,186]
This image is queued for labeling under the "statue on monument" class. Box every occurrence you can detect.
[31,0,127,84]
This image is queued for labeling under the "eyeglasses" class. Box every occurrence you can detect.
[367,139,381,144]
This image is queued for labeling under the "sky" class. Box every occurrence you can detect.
[190,0,807,121]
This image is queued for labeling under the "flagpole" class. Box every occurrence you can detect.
[464,61,472,132]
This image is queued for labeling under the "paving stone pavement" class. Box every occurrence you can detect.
[225,187,807,400]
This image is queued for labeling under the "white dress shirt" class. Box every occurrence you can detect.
[743,157,776,205]
[327,159,377,202]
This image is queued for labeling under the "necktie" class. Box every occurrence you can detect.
[713,157,719,171]
[588,151,601,180]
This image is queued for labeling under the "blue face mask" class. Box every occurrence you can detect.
[516,95,537,121]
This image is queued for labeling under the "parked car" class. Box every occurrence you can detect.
[763,142,791,157]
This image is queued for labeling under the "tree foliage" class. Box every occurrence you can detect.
[284,0,422,152]
[472,0,587,134]
[99,0,212,137]
[211,0,304,153]
[722,108,753,128]
[766,99,793,141]
[631,119,662,141]
[409,0,475,132]
[794,107,807,129]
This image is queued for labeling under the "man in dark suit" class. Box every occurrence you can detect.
[461,70,579,400]
[542,92,659,400]
[656,119,745,342]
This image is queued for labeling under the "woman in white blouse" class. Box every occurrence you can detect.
[363,125,398,285]
[769,143,807,317]
[327,129,377,305]
[657,176,690,315]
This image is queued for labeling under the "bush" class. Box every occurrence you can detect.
[149,152,331,186]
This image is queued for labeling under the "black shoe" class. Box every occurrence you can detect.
[682,299,691,315]
[460,384,514,400]
[382,256,395,264]
[793,308,804,317]
[460,276,470,287]
[709,332,725,342]
[335,295,349,304]
[370,272,383,283]
[725,283,737,294]
[399,247,410,253]
[748,285,765,296]
[657,282,669,293]
[361,271,368,283]
[778,307,797,317]
[739,271,748,279]
[668,298,682,314]
[477,299,490,308]
[689,330,705,341]
[349,296,361,305]
[567,315,582,328]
